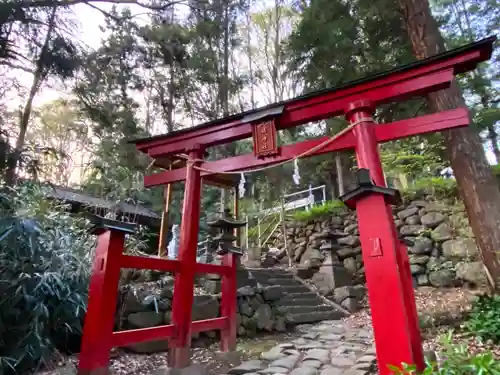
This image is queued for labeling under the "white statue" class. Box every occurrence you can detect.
[167,224,180,259]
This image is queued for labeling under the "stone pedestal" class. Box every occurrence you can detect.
[203,273,222,294]
[243,247,262,268]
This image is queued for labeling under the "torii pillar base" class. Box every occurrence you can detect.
[340,169,424,373]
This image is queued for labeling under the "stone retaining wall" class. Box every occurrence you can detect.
[116,277,287,353]
[265,196,487,292]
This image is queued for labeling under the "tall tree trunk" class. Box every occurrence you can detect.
[480,94,500,165]
[166,6,176,133]
[167,62,175,133]
[220,3,232,214]
[221,6,230,118]
[451,0,499,164]
[488,125,500,164]
[246,13,255,109]
[272,0,281,101]
[4,6,57,185]
[340,152,357,192]
[335,154,345,196]
[397,0,500,288]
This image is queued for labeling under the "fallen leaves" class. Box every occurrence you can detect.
[342,286,498,359]
[35,286,497,375]
[36,333,295,375]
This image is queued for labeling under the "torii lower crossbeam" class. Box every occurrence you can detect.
[143,108,469,187]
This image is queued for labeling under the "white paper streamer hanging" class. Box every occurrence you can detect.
[292,158,300,185]
[238,172,246,198]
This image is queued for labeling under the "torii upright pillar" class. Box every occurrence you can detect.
[341,100,424,372]
[168,147,204,367]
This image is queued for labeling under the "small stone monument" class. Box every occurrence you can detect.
[167,224,180,259]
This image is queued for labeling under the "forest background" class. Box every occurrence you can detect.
[1,0,499,233]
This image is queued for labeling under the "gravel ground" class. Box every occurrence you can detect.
[36,286,495,375]
[38,333,298,375]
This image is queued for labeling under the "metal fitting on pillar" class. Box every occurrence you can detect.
[345,100,376,122]
[339,168,402,209]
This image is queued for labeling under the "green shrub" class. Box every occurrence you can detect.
[465,294,500,343]
[403,177,458,200]
[492,165,500,185]
[0,184,94,374]
[492,164,500,176]
[291,200,346,221]
[389,331,500,374]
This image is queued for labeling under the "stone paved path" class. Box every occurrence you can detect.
[225,321,377,375]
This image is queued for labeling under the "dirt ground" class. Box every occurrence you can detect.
[347,286,494,353]
[37,286,493,375]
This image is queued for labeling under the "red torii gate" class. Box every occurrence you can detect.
[77,36,495,375]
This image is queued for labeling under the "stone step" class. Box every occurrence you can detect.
[279,285,311,294]
[257,277,299,286]
[247,269,290,278]
[284,291,318,298]
[244,268,348,325]
[247,267,290,272]
[249,272,293,280]
[285,309,345,324]
[250,273,293,280]
[279,292,322,301]
[250,276,293,283]
[278,304,333,315]
[249,273,295,281]
[275,296,325,306]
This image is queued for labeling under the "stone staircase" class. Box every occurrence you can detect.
[245,268,346,324]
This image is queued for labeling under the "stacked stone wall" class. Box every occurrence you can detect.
[116,275,288,353]
[265,196,486,291]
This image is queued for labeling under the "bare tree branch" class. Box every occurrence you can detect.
[5,0,205,11]
[0,61,35,74]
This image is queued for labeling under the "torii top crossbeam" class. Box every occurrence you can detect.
[132,37,495,188]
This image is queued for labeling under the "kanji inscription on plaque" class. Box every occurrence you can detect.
[252,119,278,157]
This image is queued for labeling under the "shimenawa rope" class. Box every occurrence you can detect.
[145,117,373,197]
[186,116,374,175]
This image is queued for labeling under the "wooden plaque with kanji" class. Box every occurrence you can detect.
[252,119,278,158]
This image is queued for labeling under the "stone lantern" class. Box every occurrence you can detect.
[202,208,247,294]
[208,208,246,261]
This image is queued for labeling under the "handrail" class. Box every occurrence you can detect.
[257,214,280,247]
[260,215,279,236]
[262,218,281,248]
[283,184,326,198]
[245,184,327,249]
[248,184,326,218]
[247,213,278,236]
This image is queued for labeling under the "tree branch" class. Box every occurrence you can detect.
[0,61,35,74]
[6,0,205,11]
